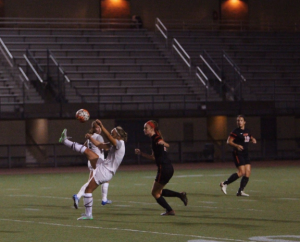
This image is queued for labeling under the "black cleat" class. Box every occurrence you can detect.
[180,192,188,206]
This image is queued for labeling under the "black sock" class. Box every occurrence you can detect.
[156,196,173,212]
[224,173,239,185]
[238,176,249,193]
[161,189,181,197]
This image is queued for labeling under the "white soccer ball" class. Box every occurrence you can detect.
[75,109,90,123]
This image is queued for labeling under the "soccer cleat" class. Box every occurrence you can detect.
[161,210,175,216]
[59,129,68,143]
[101,200,112,206]
[77,214,93,220]
[220,182,227,194]
[237,191,249,197]
[180,192,188,206]
[72,194,79,209]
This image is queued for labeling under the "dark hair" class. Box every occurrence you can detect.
[115,126,128,142]
[237,114,246,121]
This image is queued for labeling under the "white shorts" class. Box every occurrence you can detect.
[93,162,113,185]
[88,158,105,171]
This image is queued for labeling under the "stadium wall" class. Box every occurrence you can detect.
[3,0,300,30]
[0,116,297,145]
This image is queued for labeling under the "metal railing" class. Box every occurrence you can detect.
[47,49,70,102]
[195,66,209,101]
[0,38,14,67]
[155,18,168,47]
[0,37,30,110]
[199,51,223,97]
[222,50,246,101]
[172,38,192,73]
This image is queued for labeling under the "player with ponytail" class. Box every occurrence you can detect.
[135,120,188,216]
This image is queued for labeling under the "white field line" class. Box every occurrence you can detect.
[0,218,249,242]
[144,174,227,179]
[7,194,264,211]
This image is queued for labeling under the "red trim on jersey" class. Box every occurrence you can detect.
[235,151,240,164]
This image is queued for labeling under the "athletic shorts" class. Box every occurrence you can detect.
[155,164,174,185]
[88,159,104,171]
[93,162,113,185]
[232,151,250,167]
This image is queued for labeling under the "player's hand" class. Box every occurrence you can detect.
[95,119,102,126]
[85,133,92,139]
[237,145,244,151]
[158,140,165,146]
[251,138,257,144]
[135,149,141,155]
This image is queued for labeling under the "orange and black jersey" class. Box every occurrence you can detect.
[151,134,170,167]
[229,128,252,154]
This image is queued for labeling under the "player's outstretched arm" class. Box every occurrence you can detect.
[96,119,117,147]
[85,133,110,150]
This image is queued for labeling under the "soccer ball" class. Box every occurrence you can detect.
[75,109,90,123]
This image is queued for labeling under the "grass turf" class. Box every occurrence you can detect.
[0,165,300,242]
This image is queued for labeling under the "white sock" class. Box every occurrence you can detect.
[77,182,89,200]
[102,183,109,202]
[63,139,87,154]
[83,193,93,216]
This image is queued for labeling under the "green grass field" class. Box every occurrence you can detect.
[0,165,300,242]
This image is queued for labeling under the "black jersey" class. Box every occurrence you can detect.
[229,128,252,154]
[151,134,170,167]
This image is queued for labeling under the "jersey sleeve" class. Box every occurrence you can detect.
[96,135,104,143]
[115,140,123,150]
[154,135,163,144]
[229,129,238,139]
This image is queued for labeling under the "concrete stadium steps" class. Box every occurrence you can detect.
[1,27,211,107]
[166,30,300,102]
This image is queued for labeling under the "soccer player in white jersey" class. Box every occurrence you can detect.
[59,119,127,220]
[72,121,112,209]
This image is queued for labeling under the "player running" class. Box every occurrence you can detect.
[135,120,188,216]
[220,115,257,196]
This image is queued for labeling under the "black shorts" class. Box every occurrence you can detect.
[232,151,250,167]
[155,164,174,185]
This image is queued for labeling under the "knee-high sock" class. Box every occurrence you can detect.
[156,196,173,212]
[77,182,89,200]
[63,139,87,154]
[224,173,240,185]
[101,182,109,202]
[161,189,181,197]
[83,193,93,216]
[238,176,249,192]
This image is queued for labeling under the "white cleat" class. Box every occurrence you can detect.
[77,214,93,220]
[59,129,72,143]
[220,182,227,195]
[237,191,249,197]
[59,129,67,143]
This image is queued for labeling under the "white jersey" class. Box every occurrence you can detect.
[87,133,104,170]
[87,133,104,160]
[102,140,125,175]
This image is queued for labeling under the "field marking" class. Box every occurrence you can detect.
[23,208,40,211]
[278,198,299,201]
[0,218,249,242]
[144,174,227,179]
[7,194,264,211]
